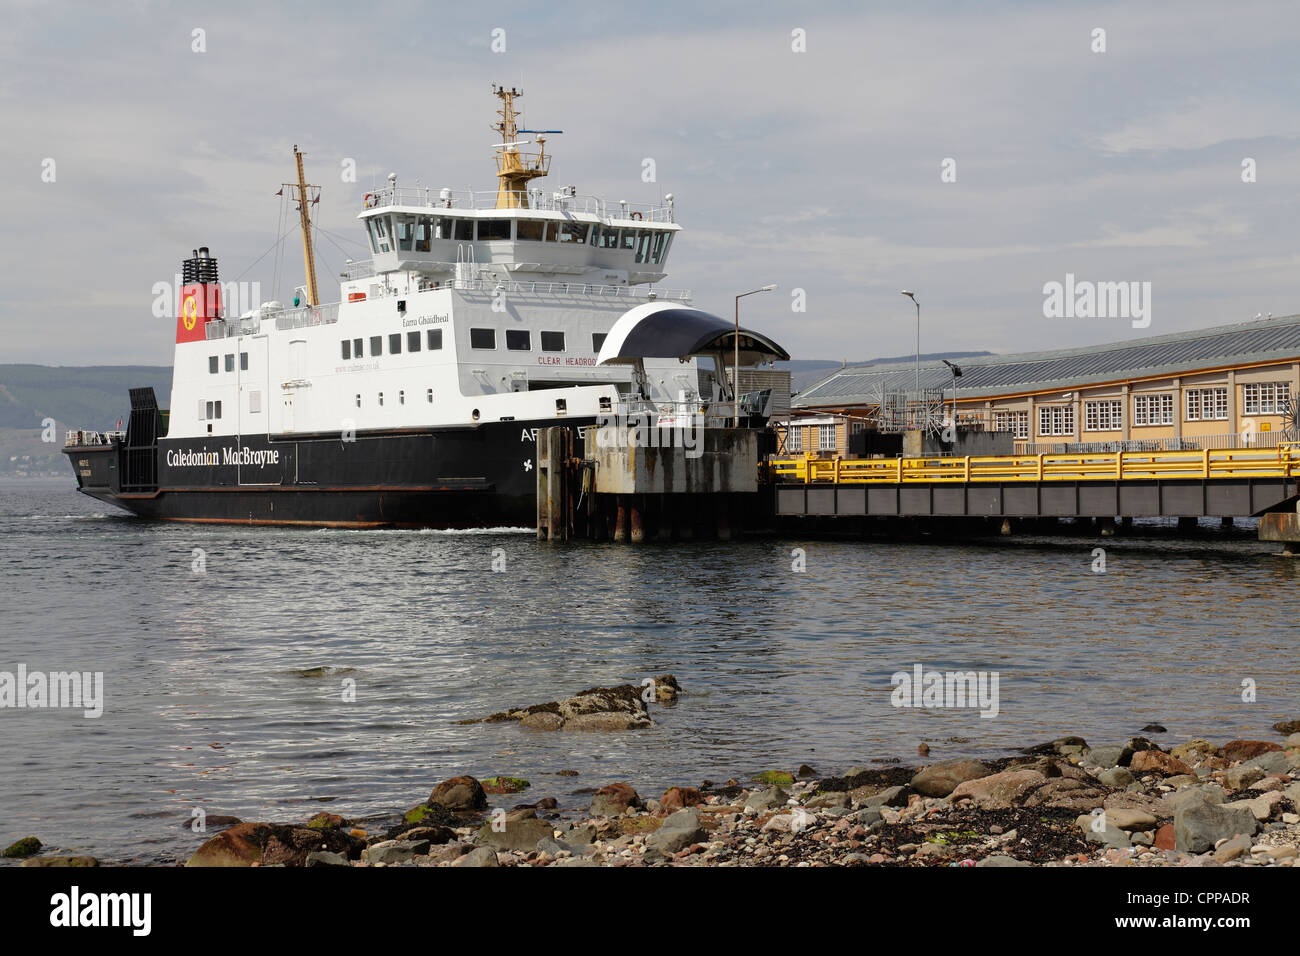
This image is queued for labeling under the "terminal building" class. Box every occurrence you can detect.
[786,313,1300,457]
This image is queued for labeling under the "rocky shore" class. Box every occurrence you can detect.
[7,719,1297,868]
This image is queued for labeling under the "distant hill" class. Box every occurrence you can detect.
[778,352,992,393]
[0,365,172,431]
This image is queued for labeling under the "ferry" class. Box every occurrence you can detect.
[63,87,787,527]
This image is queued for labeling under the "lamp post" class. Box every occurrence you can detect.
[734,284,777,427]
[901,290,920,429]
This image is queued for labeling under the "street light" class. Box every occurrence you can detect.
[734,284,777,427]
[941,358,963,433]
[901,290,920,429]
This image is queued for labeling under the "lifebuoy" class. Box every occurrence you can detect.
[630,211,643,221]
[363,192,375,208]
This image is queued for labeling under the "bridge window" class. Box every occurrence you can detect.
[620,229,638,252]
[541,331,565,352]
[407,330,421,352]
[557,221,588,244]
[506,329,531,351]
[453,219,473,241]
[427,328,443,350]
[1133,393,1173,426]
[477,219,512,241]
[415,218,432,252]
[369,216,392,253]
[1084,400,1122,432]
[1186,387,1228,421]
[592,332,607,352]
[396,216,416,251]
[1038,405,1074,436]
[470,328,496,349]
[517,219,545,241]
[341,340,351,360]
[634,230,654,263]
[592,225,620,249]
[651,231,672,264]
[370,335,382,356]
[389,333,401,354]
[1243,381,1291,415]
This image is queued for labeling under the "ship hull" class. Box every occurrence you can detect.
[63,418,590,529]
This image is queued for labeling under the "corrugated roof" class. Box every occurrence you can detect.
[794,313,1300,407]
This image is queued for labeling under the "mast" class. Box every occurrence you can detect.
[282,145,321,306]
[492,85,550,209]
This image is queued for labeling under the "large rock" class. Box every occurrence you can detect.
[1129,750,1194,777]
[475,814,554,853]
[2,837,41,859]
[361,839,431,865]
[19,855,98,867]
[1174,794,1259,853]
[910,759,990,797]
[660,787,703,812]
[473,680,670,731]
[1223,765,1266,791]
[428,776,488,812]
[186,822,361,867]
[1242,751,1289,774]
[453,847,499,867]
[1097,767,1136,788]
[1082,745,1131,769]
[1272,719,1300,735]
[1022,777,1107,812]
[1223,791,1283,821]
[186,822,269,867]
[950,769,1046,809]
[1171,739,1217,761]
[745,787,788,811]
[1218,740,1282,762]
[590,782,641,817]
[645,809,705,855]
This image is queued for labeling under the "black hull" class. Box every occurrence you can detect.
[64,418,591,528]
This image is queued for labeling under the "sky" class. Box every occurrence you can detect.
[3,0,1300,367]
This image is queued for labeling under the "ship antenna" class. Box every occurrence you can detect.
[491,84,555,209]
[282,145,321,306]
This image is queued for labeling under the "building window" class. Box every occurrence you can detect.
[341,340,351,360]
[1084,399,1123,432]
[506,329,531,351]
[224,354,234,372]
[240,352,249,371]
[407,330,421,353]
[470,328,496,349]
[1186,387,1228,421]
[541,331,565,352]
[1038,405,1075,437]
[389,333,401,355]
[1242,382,1291,415]
[209,356,218,374]
[818,424,836,451]
[1133,393,1174,426]
[370,335,382,357]
[788,425,802,453]
[993,410,1029,439]
[427,329,442,350]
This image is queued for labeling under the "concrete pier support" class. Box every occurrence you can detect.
[1098,516,1116,536]
[614,496,629,543]
[1258,512,1300,555]
[1177,516,1198,533]
[629,496,645,543]
[1221,516,1234,528]
[999,518,1012,536]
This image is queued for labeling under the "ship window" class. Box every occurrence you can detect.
[399,390,405,404]
[620,229,637,252]
[341,340,351,360]
[370,335,382,356]
[204,401,213,419]
[477,219,511,241]
[470,328,496,349]
[355,394,361,407]
[366,220,379,254]
[516,219,545,241]
[208,356,218,374]
[389,333,401,354]
[407,330,421,352]
[557,221,588,244]
[224,353,234,372]
[541,331,565,352]
[453,219,473,241]
[427,388,433,403]
[427,329,442,350]
[372,216,392,253]
[240,351,249,370]
[415,217,432,252]
[506,329,531,351]
[353,338,363,357]
[215,401,222,419]
[378,392,384,406]
[556,398,567,414]
[433,217,453,240]
[397,216,416,251]
[249,390,261,414]
[592,332,607,352]
[651,231,671,264]
[594,226,620,249]
[635,231,654,263]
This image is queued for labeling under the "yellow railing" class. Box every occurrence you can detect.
[769,444,1300,484]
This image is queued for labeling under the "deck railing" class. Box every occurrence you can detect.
[362,186,676,222]
[769,443,1300,484]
